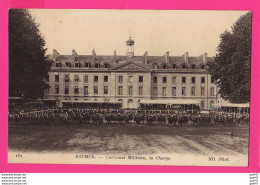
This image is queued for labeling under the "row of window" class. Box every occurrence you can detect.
[55,62,109,69]
[54,62,206,70]
[46,85,215,97]
[50,75,214,84]
[154,63,206,70]
[51,75,143,83]
[154,76,213,84]
[153,86,215,96]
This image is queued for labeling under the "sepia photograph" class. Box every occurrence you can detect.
[8,9,251,166]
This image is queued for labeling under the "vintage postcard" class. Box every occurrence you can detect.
[8,9,251,166]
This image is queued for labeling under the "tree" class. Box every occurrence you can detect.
[208,12,252,103]
[9,9,51,99]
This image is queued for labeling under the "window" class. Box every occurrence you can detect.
[201,101,205,109]
[172,64,176,69]
[210,87,215,96]
[75,62,80,68]
[172,87,176,96]
[118,86,123,95]
[94,76,98,83]
[191,77,196,84]
[84,86,88,95]
[211,77,214,83]
[139,76,143,83]
[118,76,123,83]
[138,86,143,95]
[104,86,108,94]
[85,62,90,68]
[129,76,133,83]
[201,87,205,96]
[163,64,167,69]
[74,75,79,82]
[153,77,157,83]
[153,87,158,95]
[201,64,205,69]
[45,87,49,94]
[210,101,214,109]
[55,75,59,82]
[55,85,59,94]
[163,77,167,83]
[182,64,186,69]
[94,86,98,94]
[104,63,109,68]
[55,62,61,68]
[128,86,133,95]
[182,77,186,83]
[95,63,100,68]
[192,64,196,69]
[84,75,88,83]
[201,77,205,84]
[65,75,69,82]
[182,87,186,96]
[65,86,69,94]
[191,87,196,96]
[104,76,108,82]
[74,86,79,94]
[172,77,176,84]
[65,62,71,68]
[162,87,167,96]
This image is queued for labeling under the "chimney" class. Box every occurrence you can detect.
[164,51,169,63]
[92,48,96,56]
[72,49,78,56]
[144,51,148,64]
[53,49,60,57]
[203,53,208,63]
[184,52,189,63]
[114,50,117,58]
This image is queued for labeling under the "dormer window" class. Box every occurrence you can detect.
[172,64,176,69]
[201,64,205,69]
[192,64,196,69]
[85,62,90,68]
[55,62,61,68]
[104,63,109,68]
[163,64,167,69]
[75,62,80,68]
[65,62,71,68]
[182,64,186,69]
[95,63,100,68]
[152,63,158,69]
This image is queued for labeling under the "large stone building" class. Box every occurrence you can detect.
[44,37,218,109]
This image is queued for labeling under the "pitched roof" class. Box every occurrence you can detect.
[49,53,214,70]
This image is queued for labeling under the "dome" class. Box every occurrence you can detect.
[126,37,135,45]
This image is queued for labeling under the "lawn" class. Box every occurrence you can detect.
[8,124,249,156]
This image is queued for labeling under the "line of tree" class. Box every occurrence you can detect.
[208,12,252,103]
[9,9,51,99]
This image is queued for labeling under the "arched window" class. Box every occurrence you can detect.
[182,64,186,69]
[127,99,134,109]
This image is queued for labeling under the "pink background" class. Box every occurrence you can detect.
[0,0,259,173]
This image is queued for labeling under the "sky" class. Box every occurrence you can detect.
[30,9,248,57]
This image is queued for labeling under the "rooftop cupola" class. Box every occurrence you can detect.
[126,36,135,58]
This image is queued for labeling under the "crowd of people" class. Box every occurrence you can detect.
[9,105,250,126]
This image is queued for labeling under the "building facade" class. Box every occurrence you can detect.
[44,37,218,110]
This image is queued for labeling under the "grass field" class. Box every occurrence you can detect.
[8,124,249,156]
